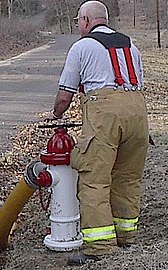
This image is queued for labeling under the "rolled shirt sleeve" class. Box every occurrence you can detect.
[59,45,81,93]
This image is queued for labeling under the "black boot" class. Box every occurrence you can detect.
[67,251,101,266]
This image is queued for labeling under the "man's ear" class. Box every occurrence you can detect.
[85,16,89,28]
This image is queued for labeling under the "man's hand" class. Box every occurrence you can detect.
[44,90,74,122]
[45,110,62,122]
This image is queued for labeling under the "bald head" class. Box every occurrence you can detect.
[76,1,109,36]
[79,1,109,24]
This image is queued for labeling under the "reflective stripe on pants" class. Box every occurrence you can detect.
[113,217,138,232]
[82,225,116,242]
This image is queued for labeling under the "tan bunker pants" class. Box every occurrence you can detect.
[71,88,148,255]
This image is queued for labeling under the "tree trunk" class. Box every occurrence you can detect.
[156,0,161,48]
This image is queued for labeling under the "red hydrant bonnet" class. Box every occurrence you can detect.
[40,128,75,165]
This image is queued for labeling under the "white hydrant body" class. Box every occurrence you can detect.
[44,165,83,251]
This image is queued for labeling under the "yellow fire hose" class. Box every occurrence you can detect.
[0,177,35,249]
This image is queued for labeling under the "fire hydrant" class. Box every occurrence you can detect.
[25,126,83,251]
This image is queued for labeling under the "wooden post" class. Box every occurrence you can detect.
[156,0,161,48]
[0,2,1,17]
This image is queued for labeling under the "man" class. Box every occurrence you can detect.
[49,0,148,266]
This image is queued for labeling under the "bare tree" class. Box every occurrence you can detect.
[49,0,118,32]
[7,0,13,19]
[41,0,75,33]
[65,0,72,33]
[6,0,23,18]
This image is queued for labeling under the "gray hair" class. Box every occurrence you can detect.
[79,1,109,22]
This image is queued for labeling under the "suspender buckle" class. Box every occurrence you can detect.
[131,86,141,91]
[131,86,136,91]
[90,95,98,101]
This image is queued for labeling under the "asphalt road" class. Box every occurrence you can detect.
[0,34,78,152]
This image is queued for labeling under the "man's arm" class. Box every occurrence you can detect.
[47,43,80,120]
[53,90,74,118]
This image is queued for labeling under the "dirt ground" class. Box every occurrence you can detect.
[0,28,168,270]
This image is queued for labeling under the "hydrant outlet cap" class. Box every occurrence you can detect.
[36,171,52,187]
